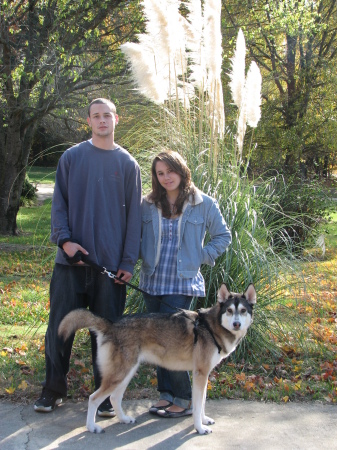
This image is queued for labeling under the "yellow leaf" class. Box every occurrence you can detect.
[282,396,289,403]
[294,381,302,390]
[5,386,15,394]
[18,380,28,390]
[1,351,7,357]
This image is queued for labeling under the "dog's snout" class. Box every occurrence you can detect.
[233,321,241,329]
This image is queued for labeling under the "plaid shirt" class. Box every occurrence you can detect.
[139,217,205,296]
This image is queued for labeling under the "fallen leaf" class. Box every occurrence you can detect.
[18,380,28,390]
[236,373,246,382]
[3,347,13,353]
[15,360,27,366]
[5,386,15,394]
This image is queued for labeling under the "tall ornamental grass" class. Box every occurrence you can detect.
[121,0,326,359]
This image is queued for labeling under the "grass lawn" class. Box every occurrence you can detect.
[0,186,336,404]
[27,166,56,184]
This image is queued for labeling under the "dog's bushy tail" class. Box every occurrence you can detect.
[58,309,107,342]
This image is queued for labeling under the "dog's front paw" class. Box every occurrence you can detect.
[202,415,215,425]
[119,415,136,424]
[87,423,104,434]
[196,425,213,435]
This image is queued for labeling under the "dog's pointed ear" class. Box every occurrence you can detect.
[217,284,231,303]
[244,284,257,304]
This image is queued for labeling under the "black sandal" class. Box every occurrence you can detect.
[149,401,173,414]
[156,407,193,418]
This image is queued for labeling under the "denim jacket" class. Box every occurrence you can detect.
[140,189,232,278]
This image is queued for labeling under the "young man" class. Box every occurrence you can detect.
[34,98,142,417]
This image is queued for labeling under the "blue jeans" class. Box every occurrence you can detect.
[143,293,193,409]
[43,264,126,396]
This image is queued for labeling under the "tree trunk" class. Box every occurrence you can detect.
[0,115,33,235]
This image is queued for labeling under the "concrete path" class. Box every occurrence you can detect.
[36,183,54,203]
[1,399,336,449]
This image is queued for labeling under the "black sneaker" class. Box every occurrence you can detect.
[97,397,116,418]
[34,388,62,412]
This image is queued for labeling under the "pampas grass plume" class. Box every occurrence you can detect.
[229,29,246,108]
[120,42,166,104]
[237,102,247,158]
[245,61,262,127]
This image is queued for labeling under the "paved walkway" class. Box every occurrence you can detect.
[1,399,336,449]
[36,183,54,203]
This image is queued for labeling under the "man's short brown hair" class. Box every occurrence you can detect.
[88,98,116,117]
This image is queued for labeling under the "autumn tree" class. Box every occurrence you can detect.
[0,0,143,235]
[223,0,337,174]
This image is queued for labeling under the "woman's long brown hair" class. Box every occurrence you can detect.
[148,150,196,218]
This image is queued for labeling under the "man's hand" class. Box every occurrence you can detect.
[115,269,132,284]
[62,242,88,265]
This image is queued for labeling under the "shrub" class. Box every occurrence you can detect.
[20,175,37,206]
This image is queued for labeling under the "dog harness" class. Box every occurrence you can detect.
[193,311,223,354]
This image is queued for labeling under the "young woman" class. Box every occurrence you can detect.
[139,150,232,418]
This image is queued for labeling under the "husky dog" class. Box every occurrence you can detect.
[58,284,256,435]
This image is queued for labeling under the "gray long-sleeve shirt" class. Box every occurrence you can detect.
[51,140,142,273]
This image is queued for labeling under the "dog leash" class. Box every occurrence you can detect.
[66,251,189,310]
[65,251,148,295]
[66,250,224,353]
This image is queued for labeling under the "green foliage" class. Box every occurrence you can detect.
[20,176,37,206]
[222,0,337,175]
[1,0,144,123]
[257,175,333,250]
